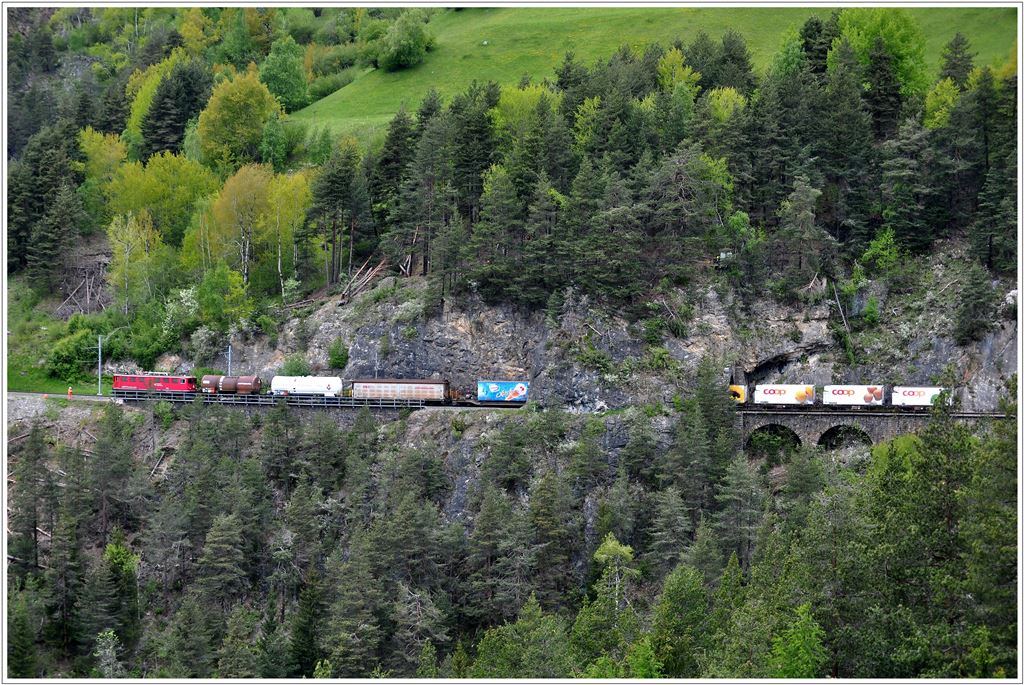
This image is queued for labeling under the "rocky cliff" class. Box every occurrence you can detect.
[152,241,1016,412]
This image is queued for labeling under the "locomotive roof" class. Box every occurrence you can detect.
[114,372,194,377]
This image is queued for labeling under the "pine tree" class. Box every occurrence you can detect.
[289,572,326,677]
[415,641,439,677]
[880,118,934,253]
[28,181,85,286]
[660,401,711,521]
[326,541,385,677]
[686,514,725,584]
[284,473,324,575]
[467,163,523,301]
[370,107,416,228]
[684,31,723,92]
[953,262,998,345]
[415,87,443,138]
[767,604,828,678]
[388,583,449,676]
[864,36,902,140]
[713,454,764,570]
[819,38,876,247]
[163,591,216,677]
[217,604,260,678]
[140,59,211,158]
[470,594,572,678]
[649,486,693,574]
[718,29,756,94]
[449,81,500,221]
[44,511,84,655]
[92,402,135,538]
[10,422,48,573]
[527,469,579,610]
[939,33,975,89]
[650,563,707,677]
[196,513,247,607]
[7,594,38,677]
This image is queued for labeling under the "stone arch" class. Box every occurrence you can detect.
[817,423,873,449]
[745,424,802,460]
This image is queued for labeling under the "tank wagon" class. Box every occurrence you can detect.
[271,376,343,397]
[201,375,262,394]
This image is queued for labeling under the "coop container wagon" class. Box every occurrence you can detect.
[753,384,816,405]
[891,386,947,407]
[476,381,529,403]
[270,376,343,397]
[350,379,449,402]
[822,384,884,406]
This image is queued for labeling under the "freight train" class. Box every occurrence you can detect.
[114,372,946,412]
[729,383,950,409]
[112,373,530,406]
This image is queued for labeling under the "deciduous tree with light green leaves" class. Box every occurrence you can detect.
[259,35,309,112]
[197,68,281,172]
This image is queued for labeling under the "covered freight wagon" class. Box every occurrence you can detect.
[823,384,883,406]
[270,376,342,397]
[477,381,529,403]
[753,384,816,405]
[350,379,449,402]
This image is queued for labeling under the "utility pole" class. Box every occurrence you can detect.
[227,343,232,376]
[97,335,103,396]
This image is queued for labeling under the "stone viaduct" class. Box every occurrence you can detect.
[737,408,1004,448]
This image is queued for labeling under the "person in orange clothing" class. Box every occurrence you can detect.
[67,386,73,400]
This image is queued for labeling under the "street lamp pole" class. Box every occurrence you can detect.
[97,327,127,397]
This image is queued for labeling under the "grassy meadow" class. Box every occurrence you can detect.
[291,6,1018,142]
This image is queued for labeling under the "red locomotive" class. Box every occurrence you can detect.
[113,374,199,393]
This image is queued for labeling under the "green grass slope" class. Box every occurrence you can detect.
[291,7,1017,143]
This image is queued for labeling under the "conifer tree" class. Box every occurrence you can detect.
[290,572,326,677]
[767,604,828,678]
[718,30,756,94]
[28,181,85,287]
[470,594,572,678]
[649,486,693,573]
[388,583,449,676]
[140,59,211,158]
[217,604,260,678]
[7,594,38,677]
[10,422,48,572]
[686,514,725,585]
[163,591,216,677]
[939,33,975,89]
[370,107,416,227]
[467,163,522,301]
[527,469,578,610]
[880,118,934,253]
[820,38,876,247]
[864,36,903,140]
[326,540,385,677]
[44,511,84,655]
[650,563,707,676]
[713,453,763,569]
[953,262,998,345]
[196,513,247,607]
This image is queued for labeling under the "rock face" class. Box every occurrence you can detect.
[154,245,1016,413]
